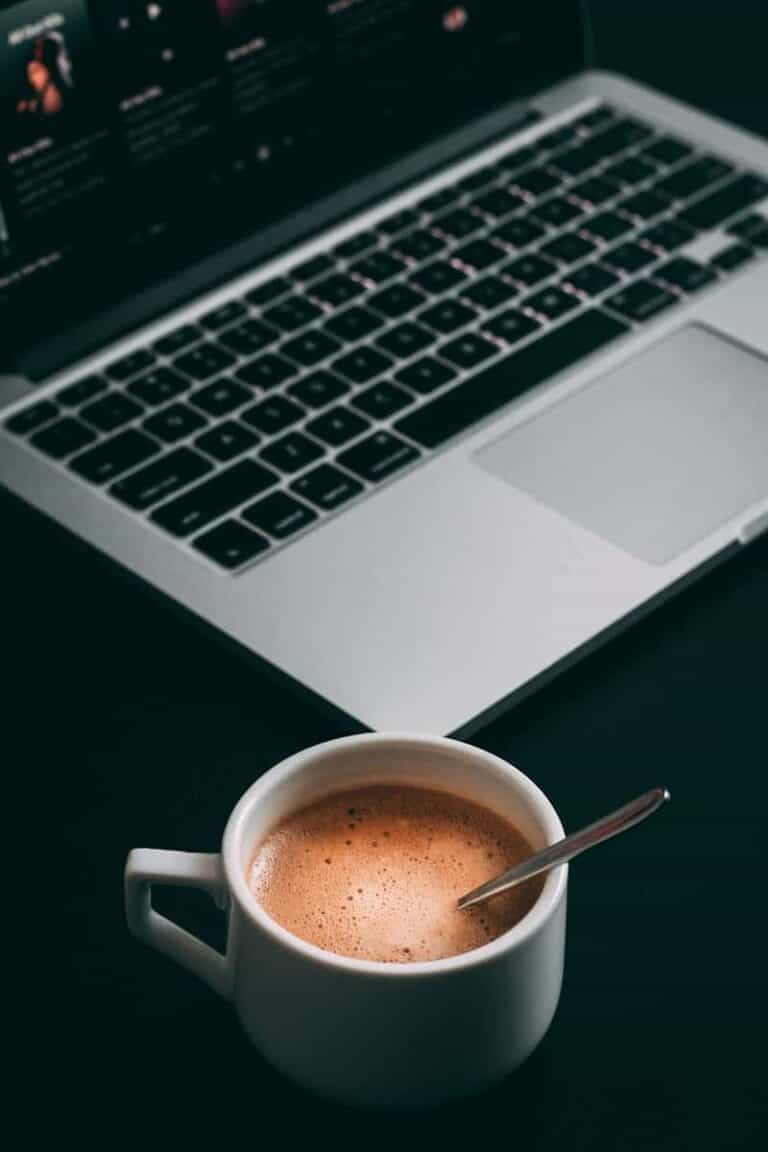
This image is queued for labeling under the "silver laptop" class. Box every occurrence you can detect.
[2,1,767,735]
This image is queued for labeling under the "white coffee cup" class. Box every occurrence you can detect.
[125,733,567,1107]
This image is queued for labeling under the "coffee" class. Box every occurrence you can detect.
[247,784,543,963]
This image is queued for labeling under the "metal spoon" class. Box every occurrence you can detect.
[457,786,671,911]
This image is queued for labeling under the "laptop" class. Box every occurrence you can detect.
[2,1,767,735]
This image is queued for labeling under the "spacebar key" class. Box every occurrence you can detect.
[151,459,278,536]
[395,310,629,449]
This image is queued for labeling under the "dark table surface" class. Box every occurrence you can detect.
[5,7,768,1144]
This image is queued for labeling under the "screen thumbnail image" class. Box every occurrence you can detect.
[91,0,219,87]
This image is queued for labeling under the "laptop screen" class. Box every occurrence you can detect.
[0,1,584,364]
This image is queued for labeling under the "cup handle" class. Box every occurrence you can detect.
[124,849,232,1000]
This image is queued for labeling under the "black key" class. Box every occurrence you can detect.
[352,381,414,419]
[5,400,59,435]
[281,329,342,367]
[618,190,671,220]
[291,464,364,511]
[189,378,251,418]
[128,367,188,407]
[110,448,213,510]
[307,405,370,447]
[175,343,236,382]
[456,166,497,193]
[602,156,657,187]
[31,418,97,459]
[377,208,421,236]
[243,491,317,539]
[523,286,580,321]
[461,275,519,310]
[393,228,445,262]
[453,238,505,271]
[584,211,634,242]
[334,231,379,259]
[502,253,558,287]
[195,421,259,462]
[351,252,407,285]
[81,392,144,433]
[728,214,768,243]
[641,136,693,166]
[419,299,477,335]
[236,353,297,390]
[200,300,247,331]
[368,283,426,318]
[151,460,277,536]
[574,106,616,131]
[337,431,420,483]
[376,322,434,359]
[325,306,384,342]
[640,219,695,252]
[538,125,579,151]
[606,281,677,321]
[395,357,457,395]
[570,176,620,206]
[512,166,561,197]
[550,146,596,177]
[492,217,546,249]
[711,243,754,272]
[563,263,620,297]
[70,429,160,484]
[106,349,156,382]
[531,197,584,228]
[654,257,717,293]
[440,332,497,369]
[260,431,324,474]
[540,232,597,265]
[288,370,349,409]
[154,324,202,357]
[143,403,207,444]
[264,295,323,332]
[193,520,269,569]
[471,187,526,219]
[241,395,305,435]
[58,376,108,407]
[602,241,656,273]
[218,318,278,357]
[417,186,461,213]
[677,173,768,231]
[485,308,541,345]
[311,274,365,307]
[589,118,654,156]
[395,310,628,449]
[291,253,335,283]
[654,156,734,201]
[333,346,393,384]
[246,277,292,306]
[495,144,538,173]
[432,208,484,240]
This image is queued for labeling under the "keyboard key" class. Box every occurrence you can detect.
[589,117,654,156]
[243,491,318,539]
[456,166,497,193]
[440,332,497,369]
[640,219,695,252]
[376,323,433,359]
[128,367,189,406]
[392,228,445,262]
[618,190,671,220]
[677,173,768,230]
[5,400,59,435]
[218,318,278,357]
[471,187,526,219]
[311,274,365,307]
[291,464,364,511]
[143,403,207,443]
[351,252,407,285]
[570,176,620,205]
[241,395,305,435]
[453,238,505,270]
[325,306,384,342]
[264,295,323,332]
[306,405,370,447]
[418,299,477,335]
[377,208,421,236]
[81,392,144,433]
[495,144,538,173]
[574,105,615,131]
[602,156,657,187]
[352,381,414,419]
[432,208,483,240]
[523,286,580,321]
[193,520,269,569]
[728,214,768,244]
[288,370,349,409]
[540,232,597,265]
[395,310,628,449]
[200,300,247,331]
[151,460,277,536]
[246,277,292,306]
[110,448,213,510]
[583,211,634,242]
[606,280,677,321]
[395,357,457,395]
[602,241,657,273]
[30,418,97,459]
[368,282,426,318]
[337,431,420,483]
[654,257,717,293]
[57,376,108,407]
[106,349,156,382]
[537,125,579,151]
[334,230,379,259]
[502,253,558,287]
[641,136,693,166]
[333,346,393,384]
[195,421,258,462]
[236,353,298,390]
[461,275,519,310]
[260,431,324,474]
[290,253,335,283]
[70,429,160,483]
[711,243,754,272]
[549,145,597,177]
[189,378,251,417]
[531,196,583,228]
[175,343,236,381]
[512,166,561,197]
[563,263,620,297]
[281,329,342,367]
[154,324,202,357]
[654,156,733,200]
[493,217,546,249]
[484,308,541,345]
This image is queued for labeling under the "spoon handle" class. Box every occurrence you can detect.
[457,786,670,910]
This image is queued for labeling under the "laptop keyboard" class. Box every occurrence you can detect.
[6,104,768,571]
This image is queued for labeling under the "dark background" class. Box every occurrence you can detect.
[4,2,767,1144]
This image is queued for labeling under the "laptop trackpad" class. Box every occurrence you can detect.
[475,325,768,564]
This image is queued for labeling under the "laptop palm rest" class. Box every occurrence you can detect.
[475,324,768,565]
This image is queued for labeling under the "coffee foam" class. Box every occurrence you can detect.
[247,784,543,964]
